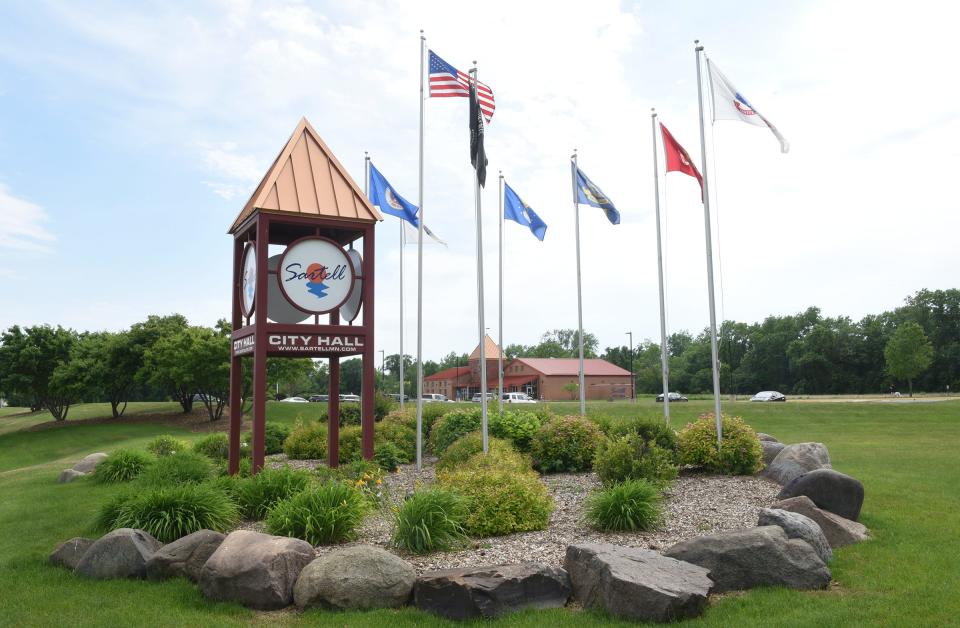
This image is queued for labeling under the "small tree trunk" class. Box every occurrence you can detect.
[909,378,914,398]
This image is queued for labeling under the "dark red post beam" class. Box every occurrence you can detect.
[328,311,341,468]
[361,225,375,460]
[228,237,243,475]
[251,215,269,473]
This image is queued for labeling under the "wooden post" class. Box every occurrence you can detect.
[251,215,268,473]
[361,225,376,460]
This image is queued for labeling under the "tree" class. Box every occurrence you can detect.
[51,331,139,418]
[143,325,230,418]
[0,325,76,419]
[130,314,189,404]
[562,381,578,400]
[884,322,934,397]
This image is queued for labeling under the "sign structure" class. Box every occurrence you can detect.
[278,237,355,314]
[240,243,256,316]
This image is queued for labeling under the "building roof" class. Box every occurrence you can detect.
[469,334,505,361]
[424,366,471,382]
[514,358,631,377]
[228,117,382,234]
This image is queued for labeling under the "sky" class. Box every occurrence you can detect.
[1,0,958,362]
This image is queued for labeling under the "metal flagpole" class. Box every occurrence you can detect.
[651,109,671,425]
[471,65,489,453]
[399,213,405,411]
[571,150,586,416]
[415,30,425,469]
[695,41,723,447]
[498,171,504,415]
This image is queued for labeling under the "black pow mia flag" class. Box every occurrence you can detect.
[469,78,488,187]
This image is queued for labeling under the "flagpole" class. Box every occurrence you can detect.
[571,149,586,416]
[470,64,489,453]
[399,210,405,412]
[415,30,425,469]
[651,110,671,425]
[498,171,504,415]
[695,40,723,447]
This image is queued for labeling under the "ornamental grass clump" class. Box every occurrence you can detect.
[266,481,367,545]
[283,421,328,460]
[392,488,469,554]
[145,435,189,457]
[234,466,312,520]
[678,413,763,475]
[438,464,552,537]
[429,408,482,455]
[95,484,239,542]
[530,415,603,473]
[93,449,153,483]
[585,479,663,532]
[193,433,230,461]
[437,431,515,471]
[139,450,214,486]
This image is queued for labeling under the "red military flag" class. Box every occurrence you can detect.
[660,123,703,201]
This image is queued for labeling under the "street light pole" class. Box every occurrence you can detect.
[626,331,634,402]
[378,350,385,393]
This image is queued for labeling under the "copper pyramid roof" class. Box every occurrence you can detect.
[469,335,505,361]
[228,117,382,234]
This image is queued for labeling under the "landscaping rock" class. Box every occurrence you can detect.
[146,530,226,582]
[757,433,779,443]
[198,530,314,610]
[777,468,865,521]
[49,537,94,570]
[74,528,161,579]
[564,543,712,622]
[58,469,86,483]
[761,441,785,466]
[415,563,570,620]
[771,496,870,548]
[664,526,830,592]
[72,452,108,473]
[294,545,415,611]
[758,508,832,563]
[762,442,831,485]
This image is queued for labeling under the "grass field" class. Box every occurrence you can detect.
[0,398,958,626]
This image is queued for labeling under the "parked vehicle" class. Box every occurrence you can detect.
[280,396,309,403]
[751,390,787,402]
[191,393,221,403]
[308,394,328,402]
[340,394,361,403]
[389,393,409,402]
[655,392,689,402]
[502,392,536,404]
[471,392,497,403]
[421,394,449,403]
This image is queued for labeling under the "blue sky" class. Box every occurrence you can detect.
[1,1,957,360]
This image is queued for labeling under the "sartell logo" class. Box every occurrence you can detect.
[278,237,354,314]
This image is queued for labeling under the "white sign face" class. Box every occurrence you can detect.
[277,237,355,314]
[240,243,257,316]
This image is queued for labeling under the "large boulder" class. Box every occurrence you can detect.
[415,563,570,620]
[146,530,226,582]
[771,496,870,548]
[758,508,832,563]
[777,468,865,521]
[761,441,786,466]
[49,537,94,570]
[762,442,831,485]
[757,433,780,443]
[72,452,108,473]
[294,545,415,610]
[664,526,830,593]
[74,528,161,579]
[564,543,712,623]
[198,530,314,610]
[58,469,87,484]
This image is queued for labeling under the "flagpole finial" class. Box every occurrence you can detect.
[694,39,704,52]
[651,107,657,119]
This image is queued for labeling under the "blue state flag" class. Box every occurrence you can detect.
[573,166,620,225]
[503,182,547,241]
[367,162,419,227]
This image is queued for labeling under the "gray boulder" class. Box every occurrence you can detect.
[777,468,864,521]
[564,543,712,622]
[762,442,831,485]
[198,530,314,610]
[58,469,87,484]
[415,563,570,620]
[664,526,830,592]
[771,496,870,548]
[146,530,226,582]
[49,537,94,570]
[757,433,780,443]
[72,452,108,473]
[761,441,786,466]
[74,528,161,579]
[758,508,832,563]
[294,545,415,610]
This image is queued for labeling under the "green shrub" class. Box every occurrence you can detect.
[242,423,292,456]
[145,435,189,457]
[284,421,328,460]
[375,419,417,463]
[205,474,243,502]
[193,433,230,461]
[393,488,469,554]
[97,484,239,542]
[593,435,678,486]
[530,415,603,473]
[438,466,553,537]
[462,447,533,473]
[139,450,213,486]
[338,425,363,463]
[678,413,763,475]
[235,466,312,519]
[374,392,396,421]
[214,457,252,478]
[430,408,482,455]
[585,479,663,531]
[93,449,153,483]
[490,410,544,452]
[607,418,679,455]
[266,481,368,545]
[420,403,453,434]
[374,441,402,472]
[437,432,515,471]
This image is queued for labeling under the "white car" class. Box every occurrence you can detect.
[502,392,536,404]
[471,392,497,403]
[751,391,787,402]
[421,394,449,403]
[280,396,309,403]
[340,394,361,403]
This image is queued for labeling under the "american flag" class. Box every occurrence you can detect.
[428,49,495,123]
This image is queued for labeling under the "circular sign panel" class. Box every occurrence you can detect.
[267,255,311,324]
[240,243,257,316]
[277,237,355,314]
[340,249,363,323]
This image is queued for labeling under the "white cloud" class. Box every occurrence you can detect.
[0,184,55,253]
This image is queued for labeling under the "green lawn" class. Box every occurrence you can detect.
[0,399,957,626]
